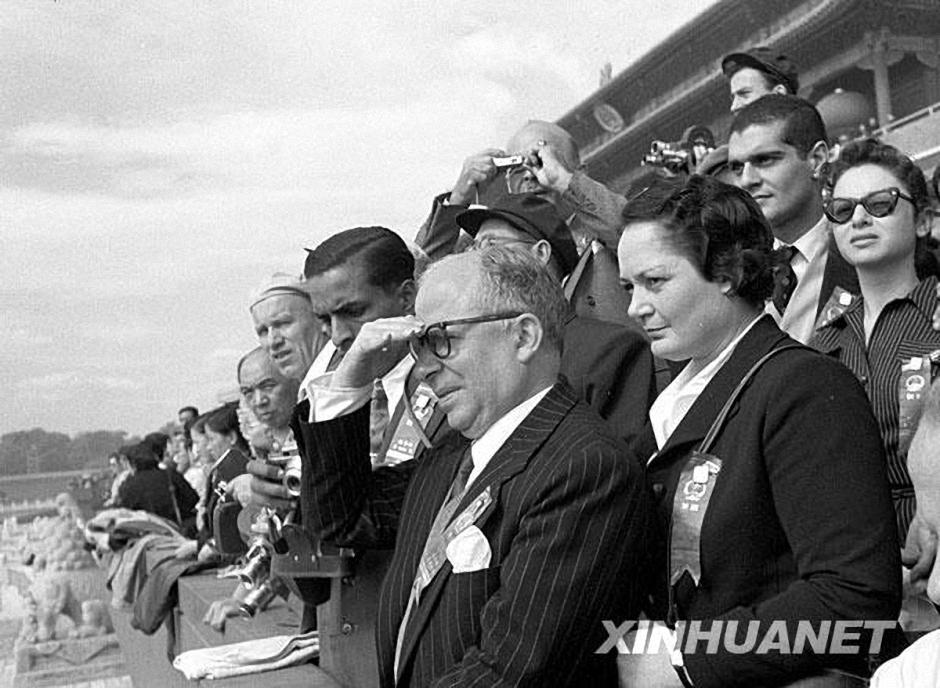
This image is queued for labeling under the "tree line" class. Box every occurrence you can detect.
[0,428,139,476]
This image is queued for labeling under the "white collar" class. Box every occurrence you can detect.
[466,385,553,489]
[649,315,763,451]
[778,215,829,263]
[298,340,337,402]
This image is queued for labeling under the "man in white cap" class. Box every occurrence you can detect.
[249,272,332,388]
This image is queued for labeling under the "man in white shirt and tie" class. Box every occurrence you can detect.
[727,94,858,344]
[299,246,651,687]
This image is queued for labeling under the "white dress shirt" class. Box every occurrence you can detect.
[298,340,337,403]
[465,386,553,490]
[765,216,830,344]
[871,629,940,687]
[648,316,763,451]
[307,354,413,423]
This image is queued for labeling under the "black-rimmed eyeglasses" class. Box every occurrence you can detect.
[409,311,524,361]
[824,187,914,224]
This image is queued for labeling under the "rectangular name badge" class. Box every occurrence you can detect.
[383,383,439,465]
[898,355,933,455]
[670,451,722,588]
[814,286,856,331]
[443,486,493,546]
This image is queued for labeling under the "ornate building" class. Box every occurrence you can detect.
[558,0,940,191]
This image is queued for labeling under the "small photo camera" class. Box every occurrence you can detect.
[492,155,525,169]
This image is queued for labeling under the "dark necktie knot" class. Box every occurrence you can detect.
[773,245,797,266]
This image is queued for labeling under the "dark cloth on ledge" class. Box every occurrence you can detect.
[131,556,215,636]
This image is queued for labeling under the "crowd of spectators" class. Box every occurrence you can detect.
[95,46,940,688]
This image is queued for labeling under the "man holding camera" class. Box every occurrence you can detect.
[415,119,634,327]
[203,347,300,631]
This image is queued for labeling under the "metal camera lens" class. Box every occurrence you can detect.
[282,455,302,498]
[239,578,277,617]
[236,543,271,587]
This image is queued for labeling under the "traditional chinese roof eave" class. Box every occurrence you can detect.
[566,0,865,175]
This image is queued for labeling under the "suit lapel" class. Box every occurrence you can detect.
[396,380,578,679]
[650,316,790,464]
[563,248,592,300]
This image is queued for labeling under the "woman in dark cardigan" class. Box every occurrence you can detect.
[617,176,900,687]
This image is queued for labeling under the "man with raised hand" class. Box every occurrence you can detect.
[416,119,633,327]
[454,192,655,444]
[302,246,650,687]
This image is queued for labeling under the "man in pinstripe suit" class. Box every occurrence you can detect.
[299,246,651,687]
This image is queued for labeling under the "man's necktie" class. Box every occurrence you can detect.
[394,447,475,678]
[772,245,798,315]
[369,379,390,463]
[412,448,475,600]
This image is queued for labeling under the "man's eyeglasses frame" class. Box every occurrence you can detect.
[409,311,524,361]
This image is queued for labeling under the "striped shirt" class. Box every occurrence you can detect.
[811,275,940,540]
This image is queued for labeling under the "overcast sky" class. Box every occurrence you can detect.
[0,0,719,437]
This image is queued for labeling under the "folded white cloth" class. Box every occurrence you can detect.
[871,629,940,687]
[173,631,319,680]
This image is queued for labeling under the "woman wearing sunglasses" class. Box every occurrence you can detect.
[811,139,938,546]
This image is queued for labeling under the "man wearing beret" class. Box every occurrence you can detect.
[456,193,656,445]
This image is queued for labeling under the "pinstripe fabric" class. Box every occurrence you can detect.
[301,380,652,688]
[811,276,940,540]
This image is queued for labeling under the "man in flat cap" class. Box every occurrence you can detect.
[722,46,799,114]
[454,193,655,444]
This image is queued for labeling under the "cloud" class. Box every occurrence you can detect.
[8,327,54,347]
[16,372,82,392]
[206,347,247,368]
[78,323,161,345]
[0,0,722,437]
[5,91,517,196]
[16,372,142,392]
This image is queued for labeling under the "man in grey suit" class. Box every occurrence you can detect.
[297,247,651,687]
[414,119,633,327]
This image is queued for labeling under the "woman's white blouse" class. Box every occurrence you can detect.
[648,315,764,453]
